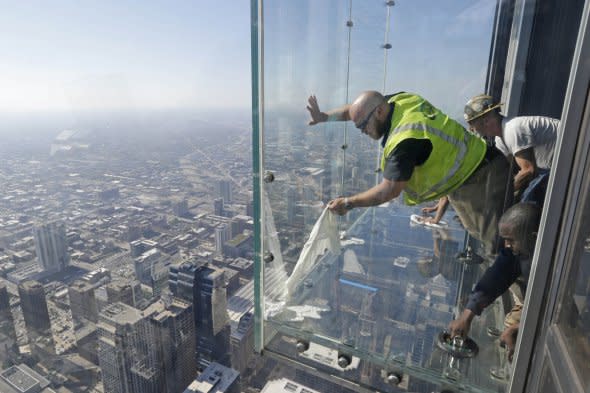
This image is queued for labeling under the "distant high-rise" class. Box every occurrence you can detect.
[173,199,190,217]
[69,280,99,363]
[18,280,54,354]
[0,283,18,362]
[214,198,224,216]
[246,200,254,217]
[33,221,69,272]
[169,262,230,369]
[215,224,231,255]
[286,185,298,222]
[217,180,232,204]
[106,280,141,307]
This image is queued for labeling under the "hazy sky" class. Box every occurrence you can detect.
[0,1,252,113]
[0,0,495,119]
[263,0,496,121]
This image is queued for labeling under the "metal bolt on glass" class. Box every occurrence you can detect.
[337,353,352,368]
[386,372,402,385]
[296,340,309,353]
[263,252,274,263]
[263,171,275,183]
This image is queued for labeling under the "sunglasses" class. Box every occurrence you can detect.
[356,106,378,132]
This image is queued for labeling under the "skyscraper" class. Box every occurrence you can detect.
[215,224,231,255]
[169,262,231,369]
[98,302,161,393]
[217,180,232,204]
[69,280,99,363]
[33,221,69,272]
[214,197,224,216]
[18,280,54,354]
[0,283,18,362]
[106,280,141,307]
[97,300,197,393]
[144,298,197,393]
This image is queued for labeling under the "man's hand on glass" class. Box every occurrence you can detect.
[307,95,328,125]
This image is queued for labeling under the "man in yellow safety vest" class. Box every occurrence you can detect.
[307,90,512,257]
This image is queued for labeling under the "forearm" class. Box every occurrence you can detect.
[347,180,404,208]
[433,196,449,222]
[514,168,535,190]
[465,290,494,315]
[324,104,351,122]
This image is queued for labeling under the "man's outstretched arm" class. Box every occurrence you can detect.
[307,95,351,125]
[513,148,537,190]
[327,178,406,215]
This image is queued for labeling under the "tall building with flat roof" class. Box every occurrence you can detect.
[169,262,230,369]
[144,298,197,393]
[98,299,197,393]
[0,283,18,362]
[217,180,232,204]
[0,364,51,393]
[69,280,99,363]
[18,280,54,354]
[183,362,239,393]
[97,302,162,393]
[33,221,69,272]
[106,279,141,307]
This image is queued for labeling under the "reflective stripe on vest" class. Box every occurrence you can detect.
[393,122,467,201]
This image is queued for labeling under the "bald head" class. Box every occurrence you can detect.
[349,91,390,140]
[350,91,386,122]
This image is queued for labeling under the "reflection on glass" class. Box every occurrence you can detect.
[556,173,590,388]
[260,0,505,391]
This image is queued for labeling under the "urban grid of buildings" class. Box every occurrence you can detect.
[0,119,462,393]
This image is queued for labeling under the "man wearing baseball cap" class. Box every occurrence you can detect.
[464,94,559,204]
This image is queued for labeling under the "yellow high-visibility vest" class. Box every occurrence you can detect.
[381,93,487,205]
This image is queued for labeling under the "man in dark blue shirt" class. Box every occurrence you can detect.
[448,203,541,360]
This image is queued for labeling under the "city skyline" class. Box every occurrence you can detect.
[0,2,540,393]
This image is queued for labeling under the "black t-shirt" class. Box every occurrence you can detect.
[383,139,433,181]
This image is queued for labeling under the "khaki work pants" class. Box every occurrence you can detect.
[448,155,513,259]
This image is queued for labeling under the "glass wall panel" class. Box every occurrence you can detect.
[554,146,590,388]
[257,1,512,392]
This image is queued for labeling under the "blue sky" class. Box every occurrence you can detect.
[0,1,252,112]
[0,0,495,119]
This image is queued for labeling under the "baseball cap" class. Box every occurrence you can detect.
[464,94,502,122]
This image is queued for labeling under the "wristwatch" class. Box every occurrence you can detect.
[343,197,353,210]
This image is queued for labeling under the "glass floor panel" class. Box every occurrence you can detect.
[264,202,508,393]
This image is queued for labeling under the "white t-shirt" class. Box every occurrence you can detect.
[495,116,560,169]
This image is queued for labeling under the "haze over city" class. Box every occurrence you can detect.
[0,1,506,393]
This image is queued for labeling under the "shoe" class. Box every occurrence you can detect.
[504,304,523,328]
